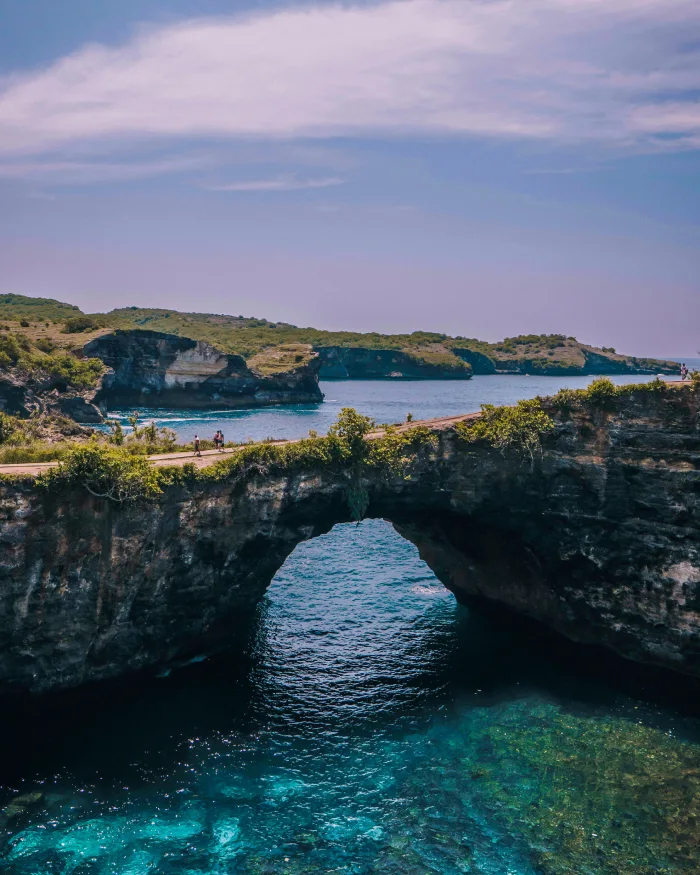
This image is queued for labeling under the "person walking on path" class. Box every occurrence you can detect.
[681,363,688,380]
[213,431,220,451]
[193,434,201,456]
[218,430,225,451]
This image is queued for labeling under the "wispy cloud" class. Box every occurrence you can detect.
[205,176,344,192]
[0,0,698,159]
[0,154,211,184]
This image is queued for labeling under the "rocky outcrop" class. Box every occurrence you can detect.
[485,347,677,376]
[452,348,497,375]
[315,344,676,378]
[580,348,672,375]
[0,371,103,424]
[0,387,698,694]
[84,330,323,408]
[316,346,472,379]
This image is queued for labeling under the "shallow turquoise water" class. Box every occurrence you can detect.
[3,521,700,874]
[3,377,700,874]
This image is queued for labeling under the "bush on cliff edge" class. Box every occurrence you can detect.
[455,398,554,459]
[37,443,163,503]
[35,408,439,518]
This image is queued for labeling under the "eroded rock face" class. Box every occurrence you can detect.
[0,372,103,424]
[84,330,323,408]
[316,347,472,379]
[0,388,698,694]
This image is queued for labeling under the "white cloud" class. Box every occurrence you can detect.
[0,0,698,158]
[0,155,210,184]
[206,176,344,191]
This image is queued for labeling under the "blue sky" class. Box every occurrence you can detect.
[1,0,698,356]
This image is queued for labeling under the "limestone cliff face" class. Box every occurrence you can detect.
[316,347,472,379]
[84,330,323,408]
[0,388,698,694]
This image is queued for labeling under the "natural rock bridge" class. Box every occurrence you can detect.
[0,387,699,695]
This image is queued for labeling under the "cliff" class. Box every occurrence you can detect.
[0,296,678,382]
[83,330,323,409]
[489,344,676,376]
[0,385,698,695]
[316,346,472,379]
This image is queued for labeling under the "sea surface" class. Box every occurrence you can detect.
[101,372,684,444]
[3,375,700,874]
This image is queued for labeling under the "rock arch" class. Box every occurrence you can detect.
[0,388,699,694]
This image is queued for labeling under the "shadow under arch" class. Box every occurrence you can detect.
[3,388,700,697]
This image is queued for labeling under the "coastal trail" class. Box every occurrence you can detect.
[0,412,479,478]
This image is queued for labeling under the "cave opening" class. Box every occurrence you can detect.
[4,520,700,875]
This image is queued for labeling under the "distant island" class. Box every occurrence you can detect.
[0,293,679,421]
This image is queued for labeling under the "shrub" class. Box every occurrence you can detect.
[19,320,30,328]
[0,443,70,464]
[38,444,163,503]
[35,337,58,353]
[585,377,618,406]
[456,399,554,458]
[38,354,104,389]
[0,332,31,364]
[0,413,17,444]
[62,316,101,333]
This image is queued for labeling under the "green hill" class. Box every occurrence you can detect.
[0,294,82,323]
[0,295,678,377]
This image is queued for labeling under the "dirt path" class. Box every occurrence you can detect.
[2,381,688,479]
[0,412,478,478]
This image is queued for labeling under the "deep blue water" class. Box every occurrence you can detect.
[3,377,700,874]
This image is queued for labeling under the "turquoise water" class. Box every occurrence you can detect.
[3,377,700,874]
[102,373,671,442]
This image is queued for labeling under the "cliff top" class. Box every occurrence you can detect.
[0,294,679,376]
[0,378,694,478]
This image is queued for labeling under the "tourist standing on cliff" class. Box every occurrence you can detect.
[193,434,201,456]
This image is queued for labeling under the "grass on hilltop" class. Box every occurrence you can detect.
[0,294,677,375]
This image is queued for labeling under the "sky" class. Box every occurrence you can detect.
[0,0,698,356]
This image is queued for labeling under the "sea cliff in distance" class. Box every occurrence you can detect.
[0,293,680,417]
[0,293,678,378]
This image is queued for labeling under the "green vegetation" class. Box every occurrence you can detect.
[247,343,316,374]
[0,294,81,322]
[62,315,103,334]
[0,294,678,376]
[551,376,670,412]
[0,329,104,389]
[35,408,438,517]
[38,443,164,503]
[39,354,104,389]
[455,398,555,458]
[0,412,89,464]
